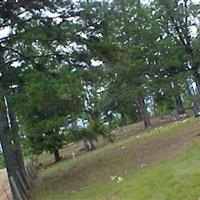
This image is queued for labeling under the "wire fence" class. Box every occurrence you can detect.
[0,157,38,200]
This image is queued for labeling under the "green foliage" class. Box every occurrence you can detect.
[155,93,176,115]
[70,122,110,142]
[0,153,5,169]
[12,69,83,155]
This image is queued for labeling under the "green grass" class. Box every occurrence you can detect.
[32,118,200,200]
[69,141,200,200]
[39,118,196,177]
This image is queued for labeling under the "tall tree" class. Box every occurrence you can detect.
[13,68,83,163]
[95,0,163,128]
[156,0,200,94]
[0,0,75,198]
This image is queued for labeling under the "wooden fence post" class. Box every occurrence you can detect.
[10,176,24,200]
[26,165,35,185]
[29,164,37,180]
[16,171,30,198]
[22,169,32,190]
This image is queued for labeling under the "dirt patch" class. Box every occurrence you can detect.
[38,116,178,167]
[0,169,12,200]
[42,121,199,190]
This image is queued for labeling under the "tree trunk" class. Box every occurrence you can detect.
[175,95,185,115]
[83,139,96,151]
[0,104,26,200]
[137,95,151,128]
[6,96,30,194]
[120,112,127,126]
[193,69,200,96]
[191,71,200,117]
[0,50,28,199]
[53,149,61,163]
[187,48,200,95]
[152,96,157,117]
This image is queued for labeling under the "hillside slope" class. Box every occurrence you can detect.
[32,118,200,200]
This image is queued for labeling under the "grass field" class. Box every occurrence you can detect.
[31,118,200,200]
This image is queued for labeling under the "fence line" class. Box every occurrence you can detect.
[0,157,38,200]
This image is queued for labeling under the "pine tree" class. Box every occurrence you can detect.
[156,0,200,94]
[0,0,76,198]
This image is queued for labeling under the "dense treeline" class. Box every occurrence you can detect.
[0,0,199,199]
